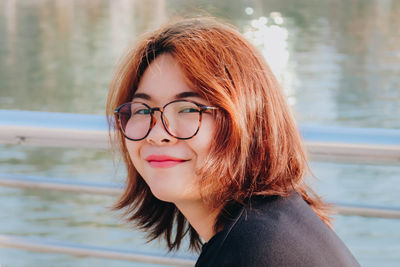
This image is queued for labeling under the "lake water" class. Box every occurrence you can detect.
[0,0,399,266]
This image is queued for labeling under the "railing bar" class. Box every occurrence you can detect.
[335,206,400,219]
[1,174,399,219]
[1,110,400,164]
[0,235,195,266]
[0,174,123,196]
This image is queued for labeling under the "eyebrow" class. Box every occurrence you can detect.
[132,91,202,100]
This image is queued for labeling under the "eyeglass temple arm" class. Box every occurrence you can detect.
[201,106,218,110]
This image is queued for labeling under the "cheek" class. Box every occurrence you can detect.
[192,117,216,161]
[125,140,142,168]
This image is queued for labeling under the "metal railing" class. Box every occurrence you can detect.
[1,109,400,163]
[1,109,400,264]
[1,174,399,219]
[0,235,195,266]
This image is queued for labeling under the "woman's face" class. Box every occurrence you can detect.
[125,53,216,204]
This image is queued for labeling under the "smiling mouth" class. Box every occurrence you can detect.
[147,159,187,168]
[145,155,189,168]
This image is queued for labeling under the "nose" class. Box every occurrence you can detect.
[146,110,175,144]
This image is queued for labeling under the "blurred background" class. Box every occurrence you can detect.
[0,0,399,266]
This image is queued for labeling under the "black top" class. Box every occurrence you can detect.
[195,193,360,267]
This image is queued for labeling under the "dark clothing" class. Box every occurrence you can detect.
[195,193,360,267]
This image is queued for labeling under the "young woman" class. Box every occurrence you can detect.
[107,17,360,266]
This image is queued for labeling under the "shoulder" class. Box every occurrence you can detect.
[214,194,310,266]
[206,193,360,267]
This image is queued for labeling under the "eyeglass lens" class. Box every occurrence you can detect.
[118,101,201,140]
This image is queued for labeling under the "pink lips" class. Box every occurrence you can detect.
[145,155,188,168]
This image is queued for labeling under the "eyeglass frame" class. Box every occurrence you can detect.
[114,99,218,141]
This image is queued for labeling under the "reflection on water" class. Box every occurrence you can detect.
[1,0,399,127]
[0,0,400,266]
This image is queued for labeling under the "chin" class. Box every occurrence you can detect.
[149,187,182,203]
[151,192,175,203]
[147,180,201,204]
[146,179,182,203]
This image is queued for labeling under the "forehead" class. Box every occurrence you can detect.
[135,54,200,103]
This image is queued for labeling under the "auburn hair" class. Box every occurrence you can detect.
[107,17,332,252]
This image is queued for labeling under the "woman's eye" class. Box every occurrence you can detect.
[134,109,150,115]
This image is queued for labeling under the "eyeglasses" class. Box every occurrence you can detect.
[114,99,217,141]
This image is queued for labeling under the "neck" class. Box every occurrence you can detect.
[175,200,220,242]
